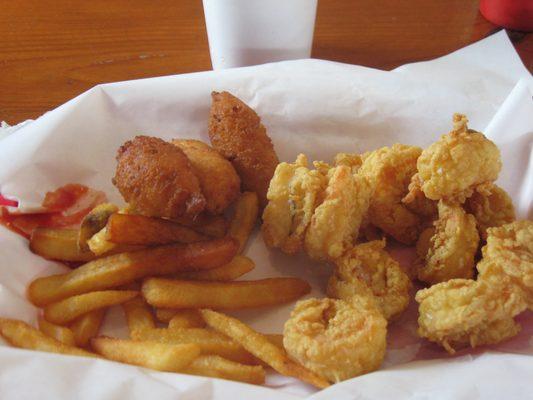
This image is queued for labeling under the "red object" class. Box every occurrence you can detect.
[0,195,18,207]
[480,0,533,32]
[0,184,106,239]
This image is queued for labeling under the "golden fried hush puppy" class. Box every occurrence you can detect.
[305,166,371,262]
[411,114,501,202]
[208,91,279,208]
[359,144,422,245]
[464,183,516,240]
[283,297,387,383]
[113,136,205,219]
[327,240,411,320]
[172,139,241,215]
[262,154,326,254]
[417,201,479,285]
[477,221,533,310]
[416,279,526,354]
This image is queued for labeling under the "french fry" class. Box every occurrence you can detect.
[133,328,256,365]
[38,316,76,346]
[30,228,96,262]
[185,355,265,384]
[168,309,205,329]
[69,309,106,347]
[142,277,311,310]
[265,334,284,349]
[174,255,254,281]
[106,213,207,246]
[155,308,179,323]
[78,203,119,251]
[87,226,116,256]
[172,214,227,238]
[228,192,259,253]
[122,297,156,335]
[28,238,239,306]
[43,290,138,325]
[0,318,95,358]
[200,310,330,389]
[91,337,200,372]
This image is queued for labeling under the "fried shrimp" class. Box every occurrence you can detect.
[477,220,533,310]
[172,139,241,215]
[409,114,501,202]
[283,297,387,383]
[327,240,411,320]
[359,144,422,245]
[113,136,205,219]
[304,165,371,262]
[417,200,479,285]
[464,183,516,240]
[416,279,526,354]
[262,154,327,254]
[402,173,438,219]
[208,91,279,208]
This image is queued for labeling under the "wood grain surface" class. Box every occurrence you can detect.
[0,0,530,124]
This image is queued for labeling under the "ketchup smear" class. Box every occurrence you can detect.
[0,184,107,239]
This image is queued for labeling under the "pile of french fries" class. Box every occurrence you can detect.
[0,192,329,388]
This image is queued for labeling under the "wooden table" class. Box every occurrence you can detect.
[1,0,531,124]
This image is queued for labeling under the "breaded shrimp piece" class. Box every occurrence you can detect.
[305,166,371,262]
[359,144,422,245]
[410,114,501,202]
[416,279,526,354]
[402,173,438,218]
[113,136,205,219]
[208,91,279,208]
[464,183,516,240]
[283,297,387,383]
[417,200,479,285]
[261,154,327,254]
[327,240,411,320]
[333,153,362,171]
[477,220,533,310]
[172,139,240,215]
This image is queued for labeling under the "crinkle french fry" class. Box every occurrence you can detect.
[106,213,207,246]
[38,316,76,346]
[185,355,265,384]
[142,277,310,310]
[28,238,238,307]
[91,336,200,372]
[200,309,330,389]
[174,256,254,282]
[228,192,259,253]
[122,297,156,336]
[168,309,205,329]
[69,309,106,348]
[0,318,95,358]
[133,328,257,365]
[43,290,138,325]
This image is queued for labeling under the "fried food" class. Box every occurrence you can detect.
[168,310,205,329]
[201,309,330,389]
[38,316,76,346]
[477,220,533,309]
[113,136,206,219]
[174,255,255,281]
[262,154,327,254]
[28,238,238,306]
[208,91,279,208]
[464,183,516,240]
[305,165,371,261]
[30,228,96,262]
[185,355,266,384]
[0,318,96,358]
[228,192,259,253]
[417,200,479,285]
[123,297,156,335]
[327,240,411,320]
[171,213,228,238]
[43,290,138,325]
[402,173,438,218]
[78,203,119,252]
[333,153,362,170]
[172,139,241,214]
[69,309,106,348]
[92,337,200,372]
[416,279,526,353]
[142,277,310,310]
[359,144,422,245]
[410,114,501,202]
[283,297,387,383]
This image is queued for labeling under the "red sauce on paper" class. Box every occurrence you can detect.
[0,184,106,239]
